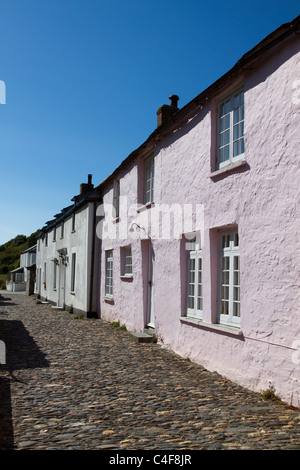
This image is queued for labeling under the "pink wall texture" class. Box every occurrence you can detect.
[98,31,300,407]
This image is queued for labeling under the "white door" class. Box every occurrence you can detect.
[147,243,155,328]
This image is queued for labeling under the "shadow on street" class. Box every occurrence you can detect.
[0,294,49,450]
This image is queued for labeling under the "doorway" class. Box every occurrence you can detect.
[146,242,154,328]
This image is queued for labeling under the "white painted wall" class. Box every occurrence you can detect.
[35,201,99,315]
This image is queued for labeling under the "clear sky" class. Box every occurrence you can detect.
[0,0,299,245]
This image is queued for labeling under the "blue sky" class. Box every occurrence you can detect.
[0,0,299,245]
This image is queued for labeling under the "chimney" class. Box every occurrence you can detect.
[156,94,179,127]
[80,174,94,195]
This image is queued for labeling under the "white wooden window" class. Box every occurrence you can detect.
[219,230,240,326]
[123,246,132,276]
[60,222,64,239]
[71,253,76,293]
[105,250,113,297]
[144,155,154,204]
[113,180,120,219]
[218,89,244,169]
[53,226,56,242]
[186,234,203,319]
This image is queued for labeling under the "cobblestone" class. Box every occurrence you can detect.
[0,292,300,450]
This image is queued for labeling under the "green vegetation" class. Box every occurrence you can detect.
[0,230,40,289]
[261,385,280,401]
[110,321,127,331]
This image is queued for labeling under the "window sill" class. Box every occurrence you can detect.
[104,296,114,304]
[70,291,75,295]
[137,202,155,213]
[210,159,247,179]
[120,275,133,281]
[112,217,120,223]
[180,316,243,338]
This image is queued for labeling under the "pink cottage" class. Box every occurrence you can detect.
[96,16,300,407]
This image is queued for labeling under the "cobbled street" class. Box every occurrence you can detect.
[0,292,300,451]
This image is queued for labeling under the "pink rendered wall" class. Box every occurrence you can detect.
[99,159,152,332]
[99,36,300,406]
[152,37,300,406]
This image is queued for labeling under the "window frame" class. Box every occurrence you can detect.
[121,245,133,277]
[113,180,120,219]
[53,258,58,290]
[105,250,114,298]
[218,230,240,327]
[71,253,76,293]
[144,154,154,205]
[217,88,245,169]
[186,233,203,320]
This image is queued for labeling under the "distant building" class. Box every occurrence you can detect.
[35,175,101,317]
[7,245,36,293]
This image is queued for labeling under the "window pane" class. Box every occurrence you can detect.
[233,108,240,124]
[233,302,240,317]
[240,138,245,154]
[233,140,239,157]
[234,233,239,247]
[221,300,229,315]
[224,113,230,129]
[233,124,240,140]
[188,295,194,309]
[224,99,231,114]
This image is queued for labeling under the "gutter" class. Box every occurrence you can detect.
[88,200,98,318]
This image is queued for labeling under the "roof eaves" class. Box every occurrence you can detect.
[96,16,299,193]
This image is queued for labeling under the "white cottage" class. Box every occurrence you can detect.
[7,244,36,293]
[35,175,101,317]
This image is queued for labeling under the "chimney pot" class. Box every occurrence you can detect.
[156,94,180,127]
[169,94,179,108]
[80,174,94,195]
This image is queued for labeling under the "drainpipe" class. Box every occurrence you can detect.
[88,201,97,318]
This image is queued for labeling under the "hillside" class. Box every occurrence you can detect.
[0,230,39,289]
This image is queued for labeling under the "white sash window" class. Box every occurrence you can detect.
[219,231,240,326]
[186,234,203,320]
[218,89,244,169]
[105,250,113,297]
